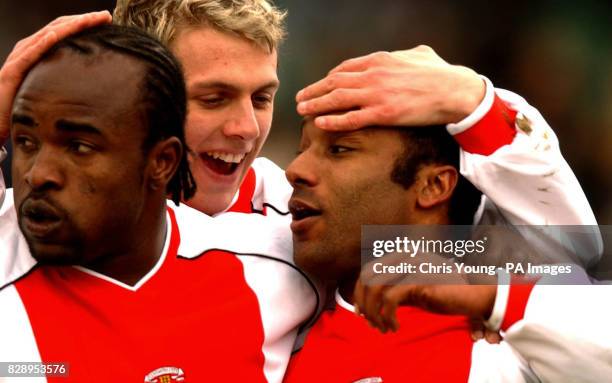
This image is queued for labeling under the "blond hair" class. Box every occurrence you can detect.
[113,0,287,52]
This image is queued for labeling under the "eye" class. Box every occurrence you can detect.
[68,141,95,155]
[329,145,352,154]
[252,93,273,109]
[196,95,226,108]
[14,136,38,153]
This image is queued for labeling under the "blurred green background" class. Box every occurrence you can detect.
[2,0,611,222]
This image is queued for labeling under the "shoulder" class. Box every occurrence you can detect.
[0,282,43,363]
[169,202,319,327]
[171,202,293,264]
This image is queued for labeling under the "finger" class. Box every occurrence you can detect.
[356,258,406,316]
[390,46,444,64]
[9,12,110,60]
[48,14,86,27]
[5,31,58,78]
[360,260,405,287]
[380,287,404,332]
[0,11,111,143]
[485,330,502,344]
[296,72,363,103]
[327,48,418,78]
[0,109,10,142]
[0,32,57,142]
[361,284,387,332]
[4,11,111,81]
[10,17,77,58]
[470,319,486,341]
[471,329,485,341]
[328,51,391,75]
[48,11,112,42]
[353,278,366,315]
[356,280,375,320]
[313,109,375,131]
[297,88,370,117]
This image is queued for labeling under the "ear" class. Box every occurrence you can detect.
[146,137,182,192]
[415,165,458,209]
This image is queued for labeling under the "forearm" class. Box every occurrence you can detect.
[483,270,612,382]
[454,81,597,226]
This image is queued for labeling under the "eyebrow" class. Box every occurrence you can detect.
[56,120,103,136]
[331,130,365,140]
[11,113,37,127]
[11,114,102,136]
[189,80,280,93]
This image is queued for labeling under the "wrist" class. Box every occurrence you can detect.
[477,284,497,319]
[484,274,537,331]
[484,271,511,331]
[444,68,486,124]
[448,77,517,155]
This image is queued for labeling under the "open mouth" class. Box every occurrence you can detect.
[23,203,61,222]
[200,151,247,176]
[21,201,62,237]
[289,200,322,221]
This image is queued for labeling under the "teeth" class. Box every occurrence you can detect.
[205,151,246,164]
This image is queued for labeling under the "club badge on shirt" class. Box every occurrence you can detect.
[144,366,185,382]
[353,377,383,383]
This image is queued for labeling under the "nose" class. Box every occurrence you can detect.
[23,146,65,191]
[286,150,318,188]
[222,98,260,141]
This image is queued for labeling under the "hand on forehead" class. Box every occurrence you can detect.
[0,11,111,145]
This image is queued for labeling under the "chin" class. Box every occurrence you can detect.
[27,242,82,266]
[293,245,336,280]
[185,191,235,215]
[293,244,316,269]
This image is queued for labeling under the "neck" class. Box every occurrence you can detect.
[85,199,168,286]
[412,209,451,225]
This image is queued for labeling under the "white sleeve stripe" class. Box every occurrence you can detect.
[237,254,317,383]
[178,251,320,324]
[485,270,511,331]
[447,76,495,135]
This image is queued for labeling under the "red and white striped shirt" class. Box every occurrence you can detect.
[0,204,317,382]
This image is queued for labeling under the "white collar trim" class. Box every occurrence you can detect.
[73,211,172,292]
[335,289,357,313]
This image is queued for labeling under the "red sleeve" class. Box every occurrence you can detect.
[453,94,518,156]
[500,276,537,331]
